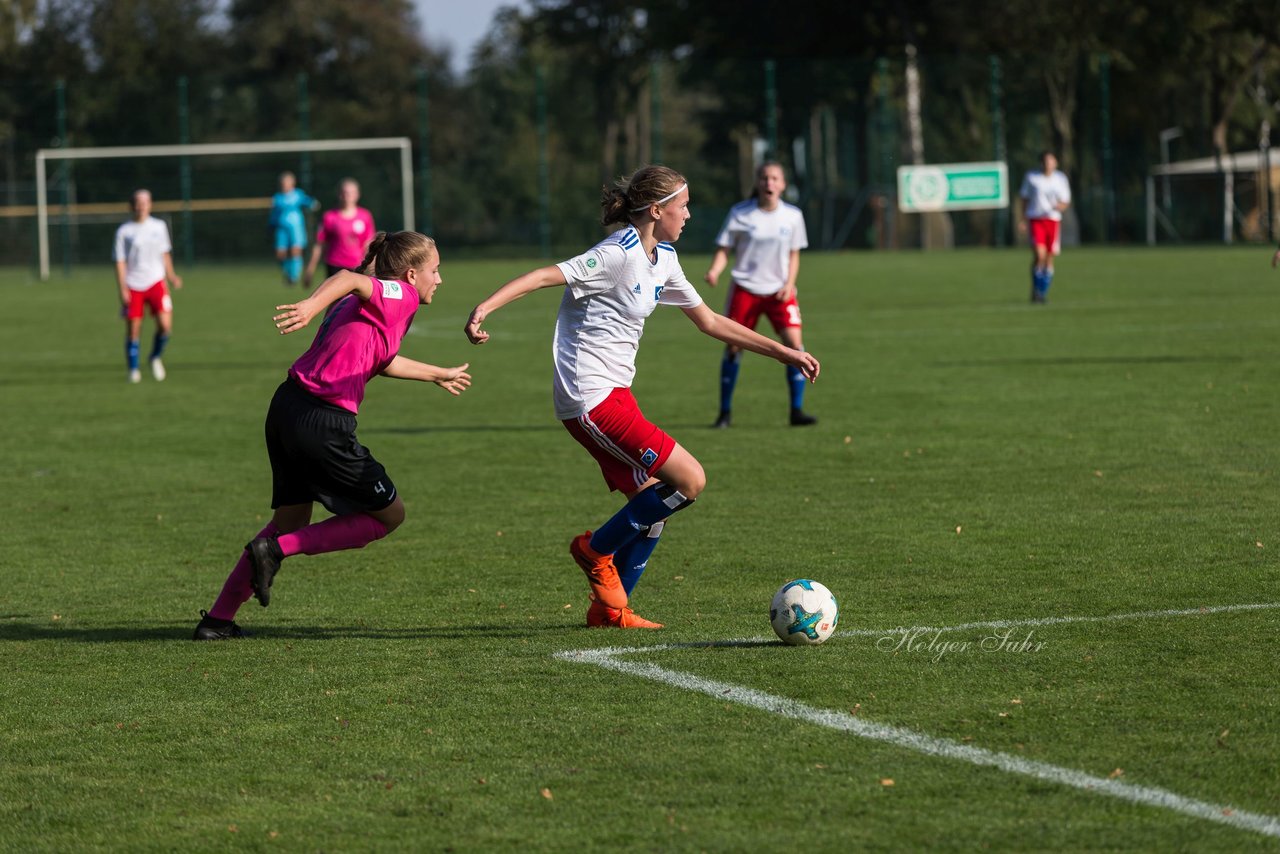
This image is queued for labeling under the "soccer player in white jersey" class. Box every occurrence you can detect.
[1017,151,1072,303]
[704,161,815,427]
[465,165,820,629]
[113,189,183,383]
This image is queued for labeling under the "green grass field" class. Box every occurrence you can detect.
[2,246,1278,851]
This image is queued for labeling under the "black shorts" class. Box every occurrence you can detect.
[326,263,350,278]
[264,379,397,516]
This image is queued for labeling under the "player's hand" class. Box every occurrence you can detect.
[788,350,820,382]
[704,270,720,287]
[1272,249,1280,269]
[274,300,319,335]
[433,363,472,395]
[464,306,490,344]
[778,284,796,303]
[170,275,184,290]
[1016,220,1027,234]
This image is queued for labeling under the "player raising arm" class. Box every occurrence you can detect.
[193,231,471,640]
[465,164,818,629]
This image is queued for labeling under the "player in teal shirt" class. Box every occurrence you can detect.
[270,171,316,286]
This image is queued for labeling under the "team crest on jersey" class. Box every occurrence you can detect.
[586,258,597,269]
[381,280,403,300]
[654,286,664,300]
[639,448,658,467]
[353,219,366,235]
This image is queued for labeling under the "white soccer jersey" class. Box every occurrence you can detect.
[552,225,704,419]
[1019,170,1072,221]
[113,216,172,290]
[715,200,808,295]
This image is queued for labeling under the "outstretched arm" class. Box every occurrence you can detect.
[683,302,819,381]
[380,357,472,395]
[465,265,567,344]
[273,269,373,335]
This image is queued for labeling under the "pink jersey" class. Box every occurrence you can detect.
[316,207,376,269]
[288,277,420,413]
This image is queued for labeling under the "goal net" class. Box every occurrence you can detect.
[35,138,413,279]
[1146,148,1280,245]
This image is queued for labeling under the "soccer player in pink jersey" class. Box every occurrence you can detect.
[465,165,820,629]
[114,189,183,383]
[304,178,376,287]
[193,231,472,640]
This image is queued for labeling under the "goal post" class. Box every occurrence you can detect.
[35,137,414,280]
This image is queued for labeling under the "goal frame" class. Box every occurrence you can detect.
[35,137,414,280]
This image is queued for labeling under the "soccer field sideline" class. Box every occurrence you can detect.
[557,600,1280,840]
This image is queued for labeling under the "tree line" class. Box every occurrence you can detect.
[1,0,1276,251]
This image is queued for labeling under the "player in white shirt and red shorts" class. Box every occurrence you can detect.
[705,162,816,427]
[1017,151,1072,304]
[113,189,183,383]
[465,165,820,629]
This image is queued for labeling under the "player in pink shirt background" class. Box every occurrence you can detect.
[304,178,376,287]
[193,231,472,640]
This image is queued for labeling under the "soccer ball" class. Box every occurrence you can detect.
[769,579,839,645]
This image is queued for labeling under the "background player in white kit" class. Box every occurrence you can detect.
[114,189,183,383]
[1017,151,1072,304]
[704,161,816,427]
[465,165,819,629]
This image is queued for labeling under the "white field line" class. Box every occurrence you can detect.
[554,602,1280,839]
[837,600,1280,638]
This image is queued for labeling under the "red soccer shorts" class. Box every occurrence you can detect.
[1028,218,1061,256]
[726,283,802,333]
[563,387,676,494]
[125,281,172,320]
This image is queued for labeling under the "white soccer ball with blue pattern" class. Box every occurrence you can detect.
[770,579,839,645]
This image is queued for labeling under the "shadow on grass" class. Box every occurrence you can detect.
[0,620,580,643]
[936,354,1245,368]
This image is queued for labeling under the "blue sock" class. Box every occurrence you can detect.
[285,256,303,283]
[590,483,692,555]
[126,339,140,371]
[150,333,169,361]
[719,352,740,413]
[1032,268,1047,297]
[1043,268,1054,295]
[787,363,806,410]
[615,521,664,595]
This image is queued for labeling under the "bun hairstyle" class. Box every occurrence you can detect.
[601,164,688,226]
[358,231,437,279]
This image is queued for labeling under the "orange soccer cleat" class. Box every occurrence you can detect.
[569,532,628,610]
[586,598,664,629]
